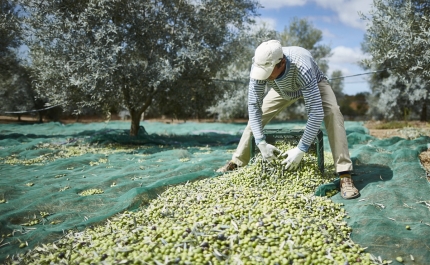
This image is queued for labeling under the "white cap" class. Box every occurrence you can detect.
[250,40,283,80]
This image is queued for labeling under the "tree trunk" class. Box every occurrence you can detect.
[420,101,427,122]
[38,111,43,123]
[129,109,144,136]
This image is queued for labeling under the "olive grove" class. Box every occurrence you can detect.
[361,0,430,121]
[20,0,260,135]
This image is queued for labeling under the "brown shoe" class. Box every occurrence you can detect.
[216,161,238,173]
[340,175,360,199]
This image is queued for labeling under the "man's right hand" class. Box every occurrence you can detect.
[257,140,280,162]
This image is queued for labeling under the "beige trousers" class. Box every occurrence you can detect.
[231,79,353,173]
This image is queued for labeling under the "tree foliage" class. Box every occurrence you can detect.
[339,93,369,119]
[367,74,427,120]
[0,0,20,55]
[329,70,344,100]
[0,0,33,116]
[206,24,277,121]
[361,0,430,121]
[278,17,331,73]
[21,0,259,134]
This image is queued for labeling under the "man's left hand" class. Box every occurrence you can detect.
[281,147,305,170]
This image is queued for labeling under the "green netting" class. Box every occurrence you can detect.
[331,135,430,265]
[0,120,429,264]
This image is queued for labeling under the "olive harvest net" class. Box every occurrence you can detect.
[0,120,429,264]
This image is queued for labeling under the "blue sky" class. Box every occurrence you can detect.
[254,0,374,95]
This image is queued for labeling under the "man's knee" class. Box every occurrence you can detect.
[324,104,342,117]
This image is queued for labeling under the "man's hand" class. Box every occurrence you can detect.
[257,140,280,162]
[281,147,305,170]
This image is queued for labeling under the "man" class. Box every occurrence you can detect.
[217,40,359,199]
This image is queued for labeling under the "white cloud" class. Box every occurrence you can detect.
[327,62,372,95]
[327,46,370,78]
[320,28,336,39]
[326,46,372,94]
[252,17,277,31]
[314,0,373,30]
[329,65,352,76]
[328,46,370,65]
[260,0,373,30]
[258,0,308,9]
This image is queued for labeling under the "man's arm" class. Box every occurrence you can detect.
[248,78,282,162]
[248,79,267,144]
[297,77,324,152]
[280,75,323,170]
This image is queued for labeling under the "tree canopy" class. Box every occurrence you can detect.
[0,0,33,116]
[362,0,430,78]
[21,0,260,134]
[361,0,430,121]
[279,17,331,73]
[0,0,20,57]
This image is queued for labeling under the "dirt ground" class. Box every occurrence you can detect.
[1,115,429,176]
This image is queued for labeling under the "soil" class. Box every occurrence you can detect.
[1,115,429,177]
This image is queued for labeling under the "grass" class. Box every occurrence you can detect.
[371,120,429,130]
[373,121,410,129]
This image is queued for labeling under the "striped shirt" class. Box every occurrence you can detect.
[248,46,326,152]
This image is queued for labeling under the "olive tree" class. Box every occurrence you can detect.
[361,0,430,121]
[21,0,259,135]
[367,74,427,120]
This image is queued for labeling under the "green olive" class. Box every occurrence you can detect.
[11,142,376,265]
